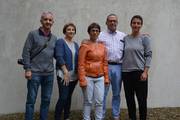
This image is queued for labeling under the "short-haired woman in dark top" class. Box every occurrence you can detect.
[54,23,79,120]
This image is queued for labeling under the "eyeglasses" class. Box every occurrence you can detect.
[91,29,100,32]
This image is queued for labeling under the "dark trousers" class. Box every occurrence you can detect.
[55,77,77,120]
[122,71,148,120]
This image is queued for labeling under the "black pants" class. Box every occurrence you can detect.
[55,77,77,120]
[122,71,148,120]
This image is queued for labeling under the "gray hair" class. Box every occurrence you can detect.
[106,13,118,21]
[40,11,53,20]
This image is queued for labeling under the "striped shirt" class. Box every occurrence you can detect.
[98,30,126,63]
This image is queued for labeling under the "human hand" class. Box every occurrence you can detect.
[140,71,148,81]
[81,86,87,90]
[63,71,70,86]
[105,82,110,87]
[142,33,150,36]
[25,70,32,80]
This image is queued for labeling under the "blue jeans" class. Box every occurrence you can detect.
[82,76,104,120]
[103,64,122,119]
[25,74,54,120]
[55,77,77,120]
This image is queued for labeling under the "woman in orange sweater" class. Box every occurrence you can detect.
[78,23,109,120]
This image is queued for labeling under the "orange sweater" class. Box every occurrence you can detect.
[78,41,109,87]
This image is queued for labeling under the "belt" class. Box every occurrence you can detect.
[86,75,103,78]
[108,61,121,65]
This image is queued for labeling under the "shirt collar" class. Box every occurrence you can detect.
[107,29,117,35]
[39,27,51,37]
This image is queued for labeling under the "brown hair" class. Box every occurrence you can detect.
[87,22,101,34]
[130,15,143,25]
[63,23,76,34]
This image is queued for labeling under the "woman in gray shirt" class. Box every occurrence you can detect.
[122,15,152,120]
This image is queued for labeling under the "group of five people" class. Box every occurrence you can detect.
[21,11,152,120]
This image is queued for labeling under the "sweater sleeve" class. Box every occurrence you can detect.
[78,44,88,87]
[54,39,65,67]
[143,35,152,68]
[22,31,34,71]
[103,45,109,84]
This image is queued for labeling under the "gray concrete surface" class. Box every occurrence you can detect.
[0,0,180,114]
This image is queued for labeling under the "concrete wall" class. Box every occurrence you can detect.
[0,0,180,114]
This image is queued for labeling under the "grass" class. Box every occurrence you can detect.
[0,108,180,120]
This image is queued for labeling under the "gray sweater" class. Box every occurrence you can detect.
[22,29,57,75]
[122,34,152,72]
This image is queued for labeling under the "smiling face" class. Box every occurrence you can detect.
[65,25,76,40]
[89,27,100,41]
[130,17,143,34]
[87,23,101,42]
[40,13,54,31]
[106,15,118,32]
